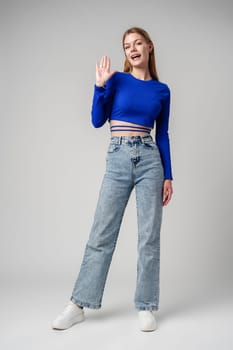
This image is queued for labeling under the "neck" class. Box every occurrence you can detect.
[130,67,151,81]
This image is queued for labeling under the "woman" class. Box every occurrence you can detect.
[52,27,173,332]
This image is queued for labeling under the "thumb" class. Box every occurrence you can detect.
[104,70,117,85]
[108,70,117,79]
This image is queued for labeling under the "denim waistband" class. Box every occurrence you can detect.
[110,135,154,145]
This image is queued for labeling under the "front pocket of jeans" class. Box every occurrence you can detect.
[143,142,155,149]
[107,144,121,153]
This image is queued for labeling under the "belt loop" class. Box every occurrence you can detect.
[141,136,145,144]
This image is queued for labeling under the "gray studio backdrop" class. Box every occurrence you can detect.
[1,0,233,311]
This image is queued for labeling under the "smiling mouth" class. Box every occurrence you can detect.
[131,53,141,60]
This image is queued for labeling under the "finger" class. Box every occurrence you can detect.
[163,194,168,206]
[163,196,169,206]
[108,70,117,79]
[102,55,106,68]
[162,190,167,206]
[163,187,167,200]
[106,57,110,71]
[163,189,172,206]
[100,56,104,68]
[163,187,169,205]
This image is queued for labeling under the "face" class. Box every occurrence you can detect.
[123,33,153,69]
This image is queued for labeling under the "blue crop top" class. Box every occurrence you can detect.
[91,71,173,180]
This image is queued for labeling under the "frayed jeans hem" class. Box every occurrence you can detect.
[70,296,101,310]
[136,305,159,311]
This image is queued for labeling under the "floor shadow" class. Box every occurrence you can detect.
[83,282,233,322]
[83,302,134,320]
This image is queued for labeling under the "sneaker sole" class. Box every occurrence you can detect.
[140,326,157,332]
[52,314,85,330]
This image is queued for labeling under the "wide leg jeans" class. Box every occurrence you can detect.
[70,135,164,311]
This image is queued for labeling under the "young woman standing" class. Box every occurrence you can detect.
[52,27,173,332]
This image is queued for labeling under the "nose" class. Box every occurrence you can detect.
[130,43,137,52]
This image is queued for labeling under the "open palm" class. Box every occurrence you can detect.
[96,56,116,87]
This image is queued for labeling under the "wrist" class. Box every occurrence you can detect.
[95,84,106,92]
[95,80,106,87]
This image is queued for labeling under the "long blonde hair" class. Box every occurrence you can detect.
[122,27,159,81]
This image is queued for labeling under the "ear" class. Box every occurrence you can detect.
[148,42,154,53]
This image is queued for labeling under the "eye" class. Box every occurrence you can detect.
[124,46,130,50]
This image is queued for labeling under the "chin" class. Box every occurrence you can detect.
[131,62,145,69]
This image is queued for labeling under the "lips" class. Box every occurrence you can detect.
[131,53,141,60]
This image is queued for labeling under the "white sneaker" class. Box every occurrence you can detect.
[138,310,157,332]
[52,301,85,330]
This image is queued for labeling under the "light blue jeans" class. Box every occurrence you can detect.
[71,135,164,311]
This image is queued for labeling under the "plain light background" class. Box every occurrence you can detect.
[0,0,233,349]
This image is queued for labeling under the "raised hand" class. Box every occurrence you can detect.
[96,56,116,87]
